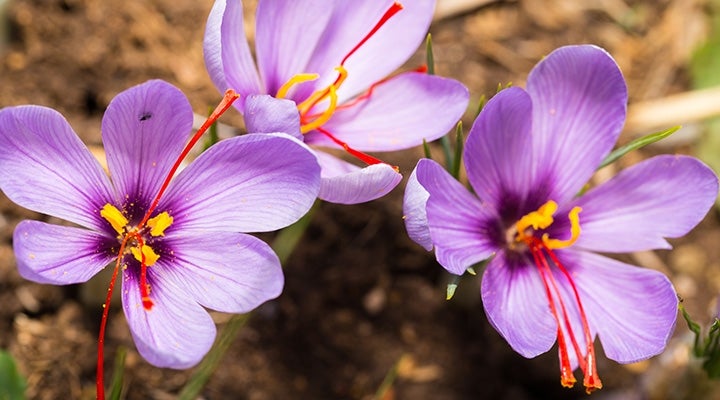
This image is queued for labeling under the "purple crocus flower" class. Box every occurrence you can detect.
[204,0,469,204]
[0,80,320,370]
[404,45,719,392]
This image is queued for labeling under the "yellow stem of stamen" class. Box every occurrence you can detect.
[296,66,348,116]
[276,73,319,99]
[300,84,338,134]
[542,206,582,249]
[131,244,160,266]
[147,212,173,237]
[100,204,128,235]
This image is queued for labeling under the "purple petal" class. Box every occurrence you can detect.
[0,106,114,230]
[244,95,302,140]
[403,165,432,251]
[315,150,401,204]
[527,45,628,203]
[416,159,498,275]
[102,80,193,206]
[303,0,435,103]
[305,73,468,152]
[572,155,718,253]
[464,87,538,212]
[210,0,262,111]
[122,265,215,369]
[159,232,283,313]
[13,220,113,284]
[254,0,333,95]
[557,249,677,363]
[481,251,557,357]
[162,133,320,233]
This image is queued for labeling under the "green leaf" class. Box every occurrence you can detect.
[475,94,487,118]
[422,138,433,160]
[446,278,459,300]
[108,347,127,400]
[680,304,704,357]
[425,34,435,76]
[451,122,464,180]
[0,350,26,400]
[597,126,680,169]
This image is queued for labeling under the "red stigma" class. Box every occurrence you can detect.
[339,2,404,67]
[526,237,602,393]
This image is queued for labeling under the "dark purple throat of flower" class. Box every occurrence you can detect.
[94,90,239,400]
[275,2,407,171]
[512,200,603,394]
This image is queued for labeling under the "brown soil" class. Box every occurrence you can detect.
[1,0,719,399]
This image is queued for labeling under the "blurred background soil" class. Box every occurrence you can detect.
[1,0,720,399]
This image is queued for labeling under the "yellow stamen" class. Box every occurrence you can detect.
[515,200,582,249]
[300,84,338,134]
[131,244,160,266]
[515,200,558,242]
[146,211,173,237]
[276,73,319,99]
[100,204,128,235]
[296,66,348,116]
[543,206,582,249]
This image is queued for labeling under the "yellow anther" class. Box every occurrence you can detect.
[296,66,348,116]
[515,201,582,249]
[100,204,128,235]
[147,211,173,237]
[300,84,338,133]
[543,206,582,249]
[131,244,160,266]
[515,200,558,242]
[276,73,319,99]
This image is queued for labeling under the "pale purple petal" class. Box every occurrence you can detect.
[557,250,677,364]
[102,80,193,205]
[254,0,333,95]
[527,45,628,203]
[315,150,401,204]
[304,0,435,103]
[571,155,718,253]
[158,232,283,313]
[464,87,539,212]
[417,159,498,274]
[481,251,557,357]
[244,95,302,140]
[0,106,114,230]
[212,0,263,111]
[305,73,468,152]
[122,266,215,369]
[162,133,320,233]
[403,165,432,251]
[13,220,113,284]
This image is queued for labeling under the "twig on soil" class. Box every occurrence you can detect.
[433,0,499,21]
[625,86,720,135]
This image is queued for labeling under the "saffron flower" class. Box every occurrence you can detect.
[204,0,469,204]
[0,80,320,370]
[403,45,719,392]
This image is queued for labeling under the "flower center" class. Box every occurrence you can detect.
[100,203,174,309]
[514,200,602,394]
[274,2,404,169]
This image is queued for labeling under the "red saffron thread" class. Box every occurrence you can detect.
[526,236,602,393]
[96,89,239,400]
